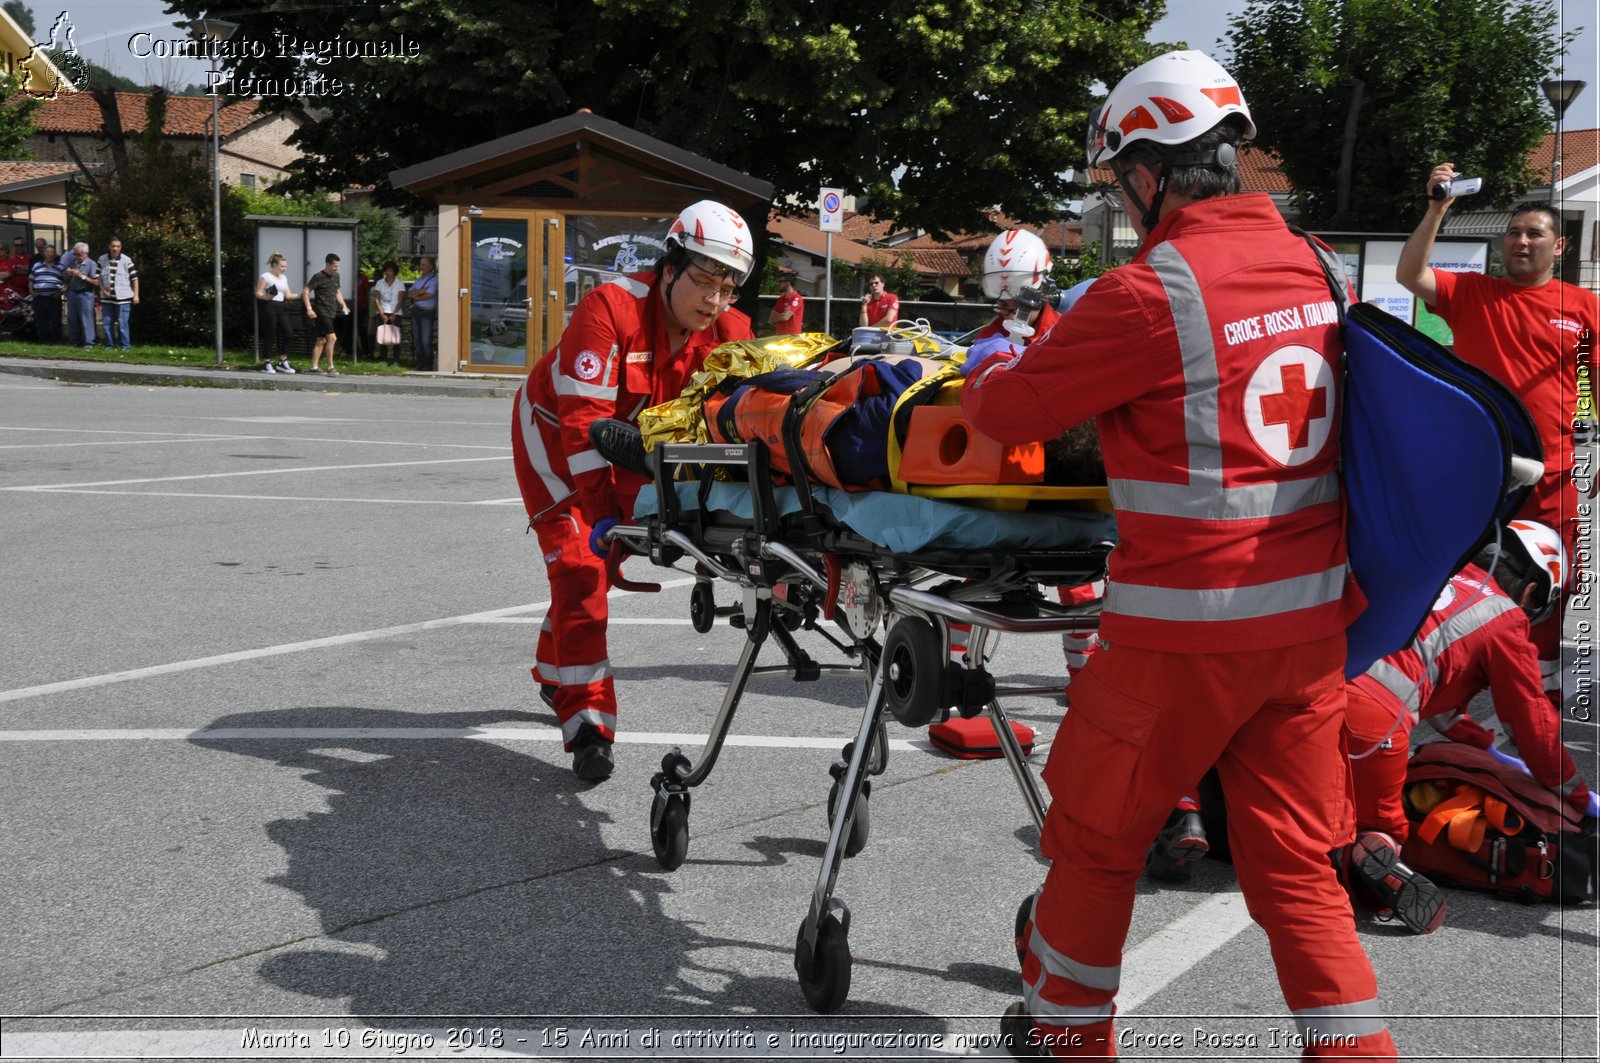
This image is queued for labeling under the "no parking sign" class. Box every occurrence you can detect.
[819,187,843,233]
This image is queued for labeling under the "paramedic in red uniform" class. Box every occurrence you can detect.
[1343,521,1589,930]
[962,51,1397,1059]
[973,230,1060,343]
[511,200,755,781]
[858,273,899,328]
[1397,182,1600,709]
[769,270,804,335]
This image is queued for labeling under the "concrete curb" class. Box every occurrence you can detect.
[0,357,521,399]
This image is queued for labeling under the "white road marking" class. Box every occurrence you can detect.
[9,488,535,506]
[0,425,263,436]
[0,727,927,753]
[0,435,266,449]
[473,616,696,625]
[1117,891,1254,1012]
[3,455,506,491]
[0,579,694,705]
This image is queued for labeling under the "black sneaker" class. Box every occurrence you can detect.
[1345,832,1446,934]
[999,1003,1045,1058]
[588,418,652,477]
[1146,808,1209,882]
[571,723,614,782]
[539,683,558,709]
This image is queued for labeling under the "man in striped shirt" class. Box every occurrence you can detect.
[97,238,140,350]
[28,245,64,344]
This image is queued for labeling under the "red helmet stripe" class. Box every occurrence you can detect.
[1119,105,1159,135]
[1149,96,1195,123]
[1200,85,1244,108]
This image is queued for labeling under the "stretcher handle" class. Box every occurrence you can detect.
[604,537,660,593]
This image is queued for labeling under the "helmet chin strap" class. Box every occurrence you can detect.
[1112,160,1168,232]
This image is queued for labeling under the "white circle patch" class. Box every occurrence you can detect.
[574,351,603,381]
[1243,345,1335,467]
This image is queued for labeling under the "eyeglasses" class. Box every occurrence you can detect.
[683,264,739,303]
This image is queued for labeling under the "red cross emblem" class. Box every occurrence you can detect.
[1258,364,1327,449]
[1244,346,1335,467]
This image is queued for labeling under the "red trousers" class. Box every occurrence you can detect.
[1022,635,1397,1059]
[1344,685,1416,842]
[529,509,617,749]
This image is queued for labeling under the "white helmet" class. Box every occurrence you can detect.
[666,200,754,283]
[1087,49,1256,169]
[1490,519,1568,623]
[982,229,1052,300]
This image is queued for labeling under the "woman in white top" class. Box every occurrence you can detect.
[254,253,298,373]
[371,260,405,364]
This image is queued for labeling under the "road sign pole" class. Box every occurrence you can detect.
[824,232,833,336]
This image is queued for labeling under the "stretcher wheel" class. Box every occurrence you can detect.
[826,778,870,858]
[651,794,690,870]
[794,913,851,1013]
[689,582,715,633]
[1014,893,1034,967]
[883,617,945,727]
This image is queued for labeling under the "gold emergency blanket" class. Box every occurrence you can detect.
[638,332,838,450]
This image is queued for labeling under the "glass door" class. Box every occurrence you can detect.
[461,213,539,373]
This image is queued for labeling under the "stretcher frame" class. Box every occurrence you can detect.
[606,438,1108,1013]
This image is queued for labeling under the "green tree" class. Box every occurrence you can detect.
[1225,0,1568,230]
[4,0,32,37]
[161,0,1162,235]
[82,96,253,346]
[859,251,923,299]
[0,69,41,157]
[1051,241,1111,289]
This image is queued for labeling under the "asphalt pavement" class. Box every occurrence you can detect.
[0,372,1594,1062]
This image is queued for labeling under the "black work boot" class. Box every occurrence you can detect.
[1345,831,1446,934]
[570,723,615,782]
[1146,807,1210,882]
[999,1002,1045,1058]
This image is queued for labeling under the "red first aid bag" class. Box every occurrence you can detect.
[928,716,1034,760]
[1401,742,1594,904]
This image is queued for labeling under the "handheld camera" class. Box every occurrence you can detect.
[1431,176,1483,201]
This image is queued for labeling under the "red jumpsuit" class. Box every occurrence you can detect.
[964,194,1393,1059]
[1426,270,1599,704]
[511,272,751,748]
[1347,565,1590,840]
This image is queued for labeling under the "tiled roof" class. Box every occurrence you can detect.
[28,92,269,138]
[839,212,906,243]
[1533,128,1600,182]
[902,248,970,277]
[0,161,78,191]
[769,213,959,276]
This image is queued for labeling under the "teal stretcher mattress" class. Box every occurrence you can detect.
[635,481,1116,554]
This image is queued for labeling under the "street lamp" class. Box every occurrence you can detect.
[1540,78,1586,192]
[188,15,238,365]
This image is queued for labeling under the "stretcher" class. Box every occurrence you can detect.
[602,435,1112,1013]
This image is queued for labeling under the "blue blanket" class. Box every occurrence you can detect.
[635,481,1116,554]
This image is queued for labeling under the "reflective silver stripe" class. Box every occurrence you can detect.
[1104,565,1346,622]
[1293,1000,1387,1041]
[1023,973,1115,1026]
[551,660,613,686]
[519,387,573,510]
[1426,709,1466,736]
[607,276,649,298]
[1028,927,1120,991]
[1148,242,1224,485]
[1541,656,1562,692]
[560,709,617,743]
[568,448,609,476]
[1365,659,1422,715]
[1365,589,1515,706]
[1107,471,1340,521]
[554,374,619,400]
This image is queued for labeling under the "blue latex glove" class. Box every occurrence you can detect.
[959,333,1021,376]
[588,517,619,559]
